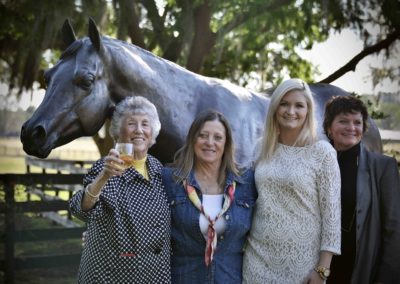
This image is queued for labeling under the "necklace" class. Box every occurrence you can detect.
[195,171,223,195]
[198,181,222,195]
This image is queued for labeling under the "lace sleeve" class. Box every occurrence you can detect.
[316,144,341,254]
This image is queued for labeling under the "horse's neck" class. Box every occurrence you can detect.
[105,39,194,102]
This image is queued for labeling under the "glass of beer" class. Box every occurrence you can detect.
[115,142,134,170]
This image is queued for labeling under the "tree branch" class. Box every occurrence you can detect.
[119,0,146,48]
[140,0,165,41]
[318,29,400,84]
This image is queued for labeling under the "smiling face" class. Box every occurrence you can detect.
[119,113,153,159]
[194,120,226,166]
[328,111,363,151]
[276,90,308,135]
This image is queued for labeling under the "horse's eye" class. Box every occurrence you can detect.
[75,74,95,91]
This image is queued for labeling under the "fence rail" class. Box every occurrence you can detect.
[0,173,86,284]
[0,143,99,160]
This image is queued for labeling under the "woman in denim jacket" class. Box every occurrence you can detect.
[162,110,257,283]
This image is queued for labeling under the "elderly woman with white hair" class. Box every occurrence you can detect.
[243,79,341,284]
[70,96,171,283]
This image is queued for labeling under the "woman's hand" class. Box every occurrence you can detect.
[81,149,124,211]
[305,270,325,284]
[102,148,125,178]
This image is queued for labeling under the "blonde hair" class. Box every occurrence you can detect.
[257,78,317,164]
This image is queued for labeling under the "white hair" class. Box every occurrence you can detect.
[109,96,161,146]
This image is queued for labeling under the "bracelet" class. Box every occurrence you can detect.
[85,186,101,200]
[314,266,330,281]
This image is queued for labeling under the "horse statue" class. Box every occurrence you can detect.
[21,19,382,167]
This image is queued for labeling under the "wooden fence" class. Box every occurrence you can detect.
[0,158,94,284]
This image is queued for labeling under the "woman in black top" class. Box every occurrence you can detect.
[323,96,400,284]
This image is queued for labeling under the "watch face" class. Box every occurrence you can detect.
[323,270,330,277]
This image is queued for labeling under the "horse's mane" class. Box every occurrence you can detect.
[102,36,195,75]
[103,36,160,60]
[60,40,84,59]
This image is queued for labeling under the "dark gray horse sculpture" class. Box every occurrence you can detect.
[21,19,382,166]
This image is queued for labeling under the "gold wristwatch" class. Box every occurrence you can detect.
[314,266,330,280]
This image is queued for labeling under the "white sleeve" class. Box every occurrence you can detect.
[317,144,341,254]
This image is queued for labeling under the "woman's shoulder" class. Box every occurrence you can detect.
[147,154,163,169]
[237,167,255,181]
[161,166,175,176]
[234,168,257,197]
[312,140,336,154]
[366,148,398,168]
[161,166,180,185]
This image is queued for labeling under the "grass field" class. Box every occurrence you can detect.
[0,156,26,173]
[0,137,100,174]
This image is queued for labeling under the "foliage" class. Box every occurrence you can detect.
[1,0,398,154]
[3,0,397,94]
[336,0,400,88]
[0,0,108,93]
[376,102,400,130]
[358,94,400,129]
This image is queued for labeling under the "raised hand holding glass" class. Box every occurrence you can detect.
[115,142,134,170]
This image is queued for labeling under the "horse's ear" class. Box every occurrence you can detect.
[88,17,102,52]
[61,19,76,47]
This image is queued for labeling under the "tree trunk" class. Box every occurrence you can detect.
[186,0,216,73]
[92,119,114,157]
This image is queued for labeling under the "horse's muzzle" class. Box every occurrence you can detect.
[20,121,52,158]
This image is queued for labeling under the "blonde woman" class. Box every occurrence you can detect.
[243,78,341,284]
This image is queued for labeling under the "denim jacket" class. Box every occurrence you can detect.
[162,167,257,284]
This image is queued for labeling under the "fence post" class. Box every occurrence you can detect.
[26,163,31,201]
[4,178,16,284]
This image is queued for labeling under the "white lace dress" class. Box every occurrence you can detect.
[243,140,341,284]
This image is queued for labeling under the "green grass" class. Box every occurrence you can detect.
[0,156,26,174]
[0,213,82,284]
[0,136,100,174]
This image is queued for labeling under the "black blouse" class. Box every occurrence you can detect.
[329,142,360,283]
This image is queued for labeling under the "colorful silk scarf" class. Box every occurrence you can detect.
[184,180,236,266]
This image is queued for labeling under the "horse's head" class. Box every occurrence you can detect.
[21,19,113,158]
